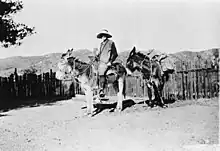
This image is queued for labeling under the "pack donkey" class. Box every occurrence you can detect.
[56,48,127,116]
[126,47,174,108]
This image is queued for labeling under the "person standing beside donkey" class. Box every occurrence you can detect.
[93,29,118,95]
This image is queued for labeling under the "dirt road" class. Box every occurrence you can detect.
[0,97,219,151]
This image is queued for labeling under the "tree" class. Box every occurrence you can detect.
[22,66,38,74]
[212,48,219,58]
[0,0,35,48]
[211,49,219,69]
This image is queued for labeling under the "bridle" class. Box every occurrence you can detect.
[130,53,152,72]
[128,52,154,82]
[69,57,95,78]
[140,55,148,68]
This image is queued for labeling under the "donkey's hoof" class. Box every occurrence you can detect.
[148,102,154,108]
[87,113,93,117]
[143,102,148,107]
[163,104,168,108]
[84,112,93,117]
[115,108,122,113]
[93,97,101,104]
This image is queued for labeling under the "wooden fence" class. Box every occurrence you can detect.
[93,67,219,100]
[74,67,219,101]
[173,60,219,100]
[0,69,75,101]
[0,64,219,106]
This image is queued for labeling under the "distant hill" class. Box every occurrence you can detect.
[0,49,93,77]
[118,48,219,68]
[169,48,219,69]
[0,48,218,77]
[0,53,61,77]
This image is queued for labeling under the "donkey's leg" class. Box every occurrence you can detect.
[99,75,107,97]
[159,82,168,108]
[84,84,94,115]
[156,82,167,107]
[116,77,124,112]
[147,83,154,108]
[159,88,168,108]
[143,80,146,106]
[153,81,165,108]
[151,81,159,107]
[122,75,126,100]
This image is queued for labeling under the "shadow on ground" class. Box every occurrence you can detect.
[0,96,74,113]
[91,99,136,116]
[88,97,177,116]
[0,94,177,116]
[137,97,176,107]
[0,114,9,117]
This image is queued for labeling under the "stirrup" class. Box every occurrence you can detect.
[99,89,105,98]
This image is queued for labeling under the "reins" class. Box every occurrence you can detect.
[136,54,152,73]
[70,57,96,81]
[131,53,154,82]
[140,55,148,68]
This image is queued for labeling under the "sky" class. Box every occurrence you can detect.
[0,0,220,58]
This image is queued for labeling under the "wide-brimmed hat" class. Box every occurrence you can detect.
[97,29,112,39]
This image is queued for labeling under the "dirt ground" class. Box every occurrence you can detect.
[0,96,219,151]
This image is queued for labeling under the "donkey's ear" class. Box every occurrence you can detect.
[68,48,73,53]
[132,46,136,52]
[66,48,74,57]
[88,55,95,61]
[128,46,136,58]
[130,46,136,55]
[61,53,66,58]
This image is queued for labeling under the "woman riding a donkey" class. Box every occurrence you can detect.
[56,29,127,116]
[93,29,119,96]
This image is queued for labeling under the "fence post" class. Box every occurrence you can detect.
[216,67,219,97]
[192,63,197,100]
[203,61,207,98]
[189,62,193,100]
[186,62,190,100]
[38,75,42,98]
[59,80,62,96]
[72,79,75,97]
[205,61,209,98]
[8,74,13,100]
[181,61,185,100]
[171,73,175,99]
[0,77,2,99]
[207,61,211,98]
[210,69,214,98]
[136,76,140,97]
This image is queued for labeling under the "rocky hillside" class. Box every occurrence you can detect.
[0,49,93,77]
[0,48,218,77]
[118,48,219,68]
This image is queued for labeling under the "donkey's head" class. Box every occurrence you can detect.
[60,48,74,61]
[126,47,151,79]
[126,47,138,71]
[56,53,74,80]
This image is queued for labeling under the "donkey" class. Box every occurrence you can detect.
[56,49,127,116]
[126,47,169,108]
